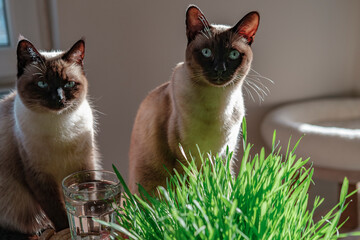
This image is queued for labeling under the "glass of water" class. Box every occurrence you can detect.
[62,170,121,240]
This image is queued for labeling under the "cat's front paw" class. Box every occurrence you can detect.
[39,228,71,240]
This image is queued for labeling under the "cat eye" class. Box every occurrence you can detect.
[64,81,76,88]
[201,48,212,58]
[229,50,241,60]
[37,81,48,88]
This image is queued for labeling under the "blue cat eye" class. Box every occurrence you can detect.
[229,50,240,60]
[64,81,76,88]
[201,48,212,58]
[37,81,48,88]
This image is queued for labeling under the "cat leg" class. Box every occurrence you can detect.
[130,161,173,196]
[24,170,69,232]
[0,176,51,234]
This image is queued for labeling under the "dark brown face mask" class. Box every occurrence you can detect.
[16,38,87,112]
[185,5,260,86]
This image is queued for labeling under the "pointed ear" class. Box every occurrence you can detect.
[232,11,260,45]
[186,5,211,44]
[17,38,43,77]
[62,39,85,66]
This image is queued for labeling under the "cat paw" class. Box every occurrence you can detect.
[39,228,71,240]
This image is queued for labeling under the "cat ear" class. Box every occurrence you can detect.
[232,11,260,45]
[17,37,43,77]
[62,39,85,66]
[186,5,211,43]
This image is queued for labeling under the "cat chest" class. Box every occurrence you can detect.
[24,132,92,158]
[19,131,93,181]
[183,117,242,155]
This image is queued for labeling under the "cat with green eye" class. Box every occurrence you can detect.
[129,5,260,195]
[0,37,100,235]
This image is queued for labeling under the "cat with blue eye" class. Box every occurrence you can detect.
[0,37,100,235]
[37,81,75,89]
[129,5,260,195]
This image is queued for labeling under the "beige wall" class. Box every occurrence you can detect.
[54,0,360,181]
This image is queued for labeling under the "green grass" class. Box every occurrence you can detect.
[98,119,359,240]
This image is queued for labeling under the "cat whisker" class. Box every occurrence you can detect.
[87,97,106,116]
[243,85,255,102]
[30,64,45,74]
[198,15,212,39]
[243,78,262,101]
[200,31,209,39]
[246,74,273,83]
[190,78,203,86]
[246,75,273,90]
[249,68,274,83]
[240,68,274,102]
[191,73,204,79]
[36,75,44,79]
[246,78,269,96]
[229,79,236,88]
[190,71,206,84]
[38,57,47,71]
[246,80,267,100]
[32,73,44,79]
[234,75,245,85]
[245,80,264,102]
[93,108,106,116]
[88,95,103,103]
[249,83,267,102]
[246,76,270,93]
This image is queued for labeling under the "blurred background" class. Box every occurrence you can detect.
[1,0,360,228]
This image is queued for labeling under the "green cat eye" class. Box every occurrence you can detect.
[64,81,76,88]
[37,81,48,88]
[201,48,212,58]
[229,50,240,60]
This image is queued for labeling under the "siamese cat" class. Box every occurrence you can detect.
[0,38,100,235]
[129,5,260,194]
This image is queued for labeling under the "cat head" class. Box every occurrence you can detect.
[185,5,259,87]
[16,37,88,113]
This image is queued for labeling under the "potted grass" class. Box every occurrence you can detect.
[99,120,359,239]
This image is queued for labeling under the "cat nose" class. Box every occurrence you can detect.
[57,88,64,101]
[51,88,64,102]
[214,62,227,74]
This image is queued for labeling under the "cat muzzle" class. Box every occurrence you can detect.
[57,88,64,101]
[209,76,231,86]
[48,88,66,109]
[214,62,227,74]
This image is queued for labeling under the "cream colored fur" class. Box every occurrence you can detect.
[0,42,100,234]
[128,7,259,194]
[129,5,259,194]
[0,91,99,234]
[129,62,246,194]
[14,94,99,182]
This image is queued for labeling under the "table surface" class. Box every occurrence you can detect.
[0,228,70,240]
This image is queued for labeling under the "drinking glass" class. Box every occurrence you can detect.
[62,170,121,240]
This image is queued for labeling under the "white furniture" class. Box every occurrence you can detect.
[262,97,360,174]
[261,97,360,229]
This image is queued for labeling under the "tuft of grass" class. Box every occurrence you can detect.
[98,119,359,240]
